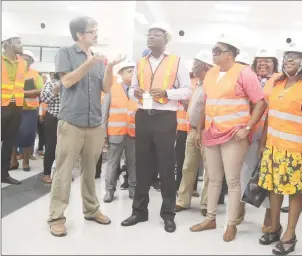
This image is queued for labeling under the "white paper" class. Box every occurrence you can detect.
[143,92,153,109]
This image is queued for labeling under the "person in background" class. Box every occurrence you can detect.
[238,49,281,230]
[190,34,267,242]
[40,72,60,184]
[1,31,26,185]
[175,99,189,192]
[10,50,43,172]
[121,22,192,233]
[48,16,124,237]
[258,43,302,255]
[175,51,213,216]
[102,60,137,202]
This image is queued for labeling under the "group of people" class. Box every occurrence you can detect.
[2,15,301,256]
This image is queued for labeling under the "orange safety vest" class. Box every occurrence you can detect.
[137,55,180,104]
[204,63,249,132]
[266,79,302,152]
[1,56,26,107]
[250,73,282,136]
[107,83,138,137]
[24,69,40,108]
[177,102,188,132]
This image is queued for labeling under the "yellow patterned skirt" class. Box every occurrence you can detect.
[258,145,302,195]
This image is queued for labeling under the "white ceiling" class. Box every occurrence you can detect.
[3,1,302,60]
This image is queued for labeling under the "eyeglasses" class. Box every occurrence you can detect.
[256,58,273,64]
[283,52,302,61]
[212,47,229,56]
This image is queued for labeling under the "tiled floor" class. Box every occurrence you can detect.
[1,159,301,255]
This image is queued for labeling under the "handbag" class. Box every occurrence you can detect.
[241,158,268,208]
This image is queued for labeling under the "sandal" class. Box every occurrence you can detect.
[272,236,297,255]
[190,220,216,232]
[259,226,283,245]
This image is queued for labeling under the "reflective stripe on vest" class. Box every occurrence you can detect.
[266,79,302,152]
[1,56,26,107]
[137,55,180,104]
[107,83,128,136]
[177,103,188,131]
[268,127,302,143]
[24,69,40,108]
[203,63,250,132]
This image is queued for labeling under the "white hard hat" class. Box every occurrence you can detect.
[217,33,241,52]
[283,42,302,54]
[22,50,35,61]
[117,60,135,73]
[236,51,251,65]
[255,48,277,58]
[195,50,214,66]
[2,30,20,42]
[149,22,172,42]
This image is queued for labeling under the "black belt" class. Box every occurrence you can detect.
[141,109,173,116]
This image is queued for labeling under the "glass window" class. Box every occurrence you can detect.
[41,47,60,62]
[23,46,41,62]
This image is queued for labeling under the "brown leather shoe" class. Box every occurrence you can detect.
[49,219,67,237]
[175,205,186,212]
[85,212,111,225]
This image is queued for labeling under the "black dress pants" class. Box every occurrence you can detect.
[175,130,187,190]
[43,112,58,176]
[1,103,22,179]
[132,109,177,221]
[37,119,45,151]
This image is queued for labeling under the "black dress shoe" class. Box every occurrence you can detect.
[281,206,289,213]
[121,215,148,226]
[164,220,176,233]
[2,176,22,185]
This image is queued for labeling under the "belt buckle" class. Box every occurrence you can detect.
[148,109,156,115]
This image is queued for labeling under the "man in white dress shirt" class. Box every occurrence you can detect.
[121,22,192,233]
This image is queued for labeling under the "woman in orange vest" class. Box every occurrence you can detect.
[102,60,138,203]
[257,43,302,255]
[10,50,43,172]
[238,49,281,230]
[190,34,267,242]
[1,31,26,185]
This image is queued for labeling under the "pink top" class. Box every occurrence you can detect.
[202,66,265,147]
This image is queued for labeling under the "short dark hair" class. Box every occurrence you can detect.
[251,57,279,74]
[69,16,97,41]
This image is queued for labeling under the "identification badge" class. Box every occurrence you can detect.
[143,92,153,109]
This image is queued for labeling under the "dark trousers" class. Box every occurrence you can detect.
[132,109,177,220]
[175,130,188,190]
[43,112,58,176]
[1,103,22,179]
[37,119,45,151]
